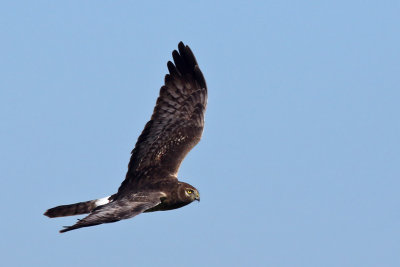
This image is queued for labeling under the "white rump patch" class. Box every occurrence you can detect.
[95,196,111,207]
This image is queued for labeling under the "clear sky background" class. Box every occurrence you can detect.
[1,1,399,266]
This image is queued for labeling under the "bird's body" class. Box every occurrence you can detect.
[44,42,207,233]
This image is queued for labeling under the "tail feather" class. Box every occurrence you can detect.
[58,192,163,233]
[44,195,112,218]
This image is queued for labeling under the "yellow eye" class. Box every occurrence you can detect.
[186,189,193,194]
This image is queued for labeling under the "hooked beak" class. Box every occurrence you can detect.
[195,192,200,202]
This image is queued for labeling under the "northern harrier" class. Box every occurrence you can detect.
[44,42,207,233]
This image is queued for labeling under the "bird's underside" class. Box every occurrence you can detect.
[44,42,207,233]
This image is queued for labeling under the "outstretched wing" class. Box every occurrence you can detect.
[59,192,164,233]
[119,42,207,192]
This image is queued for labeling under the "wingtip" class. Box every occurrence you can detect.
[170,41,204,82]
[59,226,72,233]
[178,41,186,50]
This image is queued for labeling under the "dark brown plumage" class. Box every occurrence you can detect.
[44,42,206,233]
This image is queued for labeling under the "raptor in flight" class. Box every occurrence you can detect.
[44,42,207,233]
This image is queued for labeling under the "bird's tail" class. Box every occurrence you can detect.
[44,195,113,218]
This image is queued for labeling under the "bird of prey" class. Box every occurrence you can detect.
[44,42,207,233]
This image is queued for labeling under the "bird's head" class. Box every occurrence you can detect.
[179,182,200,202]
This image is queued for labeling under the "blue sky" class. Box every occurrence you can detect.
[1,1,399,266]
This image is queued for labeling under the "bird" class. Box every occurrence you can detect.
[44,42,207,233]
